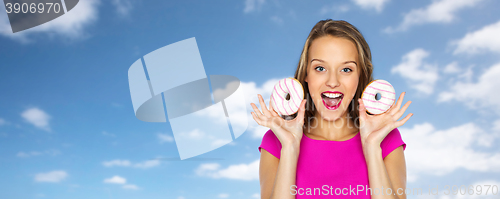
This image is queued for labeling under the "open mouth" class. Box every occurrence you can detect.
[321,91,343,110]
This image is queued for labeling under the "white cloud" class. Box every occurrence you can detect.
[193,104,231,125]
[18,151,42,158]
[247,125,270,139]
[240,78,282,138]
[158,133,174,143]
[0,118,8,126]
[320,4,350,15]
[400,122,500,182]
[175,128,233,148]
[102,159,131,167]
[195,159,260,181]
[385,0,483,33]
[104,176,140,190]
[102,131,116,137]
[452,20,500,55]
[191,78,281,139]
[35,170,68,183]
[391,48,439,95]
[133,159,160,169]
[104,175,126,184]
[0,0,100,43]
[112,0,133,17]
[122,184,140,190]
[210,80,249,138]
[270,16,284,25]
[455,64,475,82]
[186,129,204,139]
[197,163,220,171]
[252,193,260,198]
[438,62,500,114]
[217,193,229,198]
[102,159,160,169]
[21,108,51,131]
[494,119,500,132]
[17,149,60,158]
[443,62,461,74]
[244,0,265,13]
[351,0,390,12]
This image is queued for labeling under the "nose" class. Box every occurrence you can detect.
[326,72,340,89]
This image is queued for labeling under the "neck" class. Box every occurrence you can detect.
[307,111,359,141]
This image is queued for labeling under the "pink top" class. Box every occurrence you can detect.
[258,128,406,198]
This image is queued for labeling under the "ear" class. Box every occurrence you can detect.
[305,75,308,83]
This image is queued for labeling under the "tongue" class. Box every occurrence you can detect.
[324,97,339,107]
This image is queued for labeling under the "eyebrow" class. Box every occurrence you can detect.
[310,59,358,66]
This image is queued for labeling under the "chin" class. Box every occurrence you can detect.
[317,110,344,122]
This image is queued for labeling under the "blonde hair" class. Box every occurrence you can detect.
[294,19,374,128]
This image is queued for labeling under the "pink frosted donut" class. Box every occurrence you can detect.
[270,78,304,116]
[361,79,396,115]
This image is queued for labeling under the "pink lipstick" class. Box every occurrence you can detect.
[321,91,343,110]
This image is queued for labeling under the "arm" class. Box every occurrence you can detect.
[259,149,279,199]
[252,94,306,199]
[260,146,300,199]
[357,92,412,199]
[363,145,406,199]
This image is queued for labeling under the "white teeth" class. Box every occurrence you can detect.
[323,93,342,98]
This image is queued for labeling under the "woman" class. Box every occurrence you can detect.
[251,19,413,198]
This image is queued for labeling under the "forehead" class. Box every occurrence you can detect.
[308,36,358,63]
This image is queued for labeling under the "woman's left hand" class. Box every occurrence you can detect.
[358,92,413,148]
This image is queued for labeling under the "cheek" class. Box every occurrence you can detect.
[306,73,319,89]
[351,78,359,89]
[351,80,359,98]
[344,77,359,95]
[307,83,318,96]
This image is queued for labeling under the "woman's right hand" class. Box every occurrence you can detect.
[251,94,307,149]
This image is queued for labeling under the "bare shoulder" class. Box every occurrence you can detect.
[384,145,405,169]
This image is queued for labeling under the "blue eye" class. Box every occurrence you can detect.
[315,66,326,72]
[342,68,352,73]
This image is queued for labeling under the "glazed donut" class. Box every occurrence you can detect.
[270,78,304,116]
[361,79,396,115]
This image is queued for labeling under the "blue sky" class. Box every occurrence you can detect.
[1,0,500,198]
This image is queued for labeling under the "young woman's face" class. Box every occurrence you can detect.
[305,35,360,121]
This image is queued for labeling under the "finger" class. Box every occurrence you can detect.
[268,95,277,115]
[250,103,263,117]
[394,113,413,127]
[295,99,307,125]
[358,98,367,123]
[258,94,271,116]
[391,92,406,114]
[251,112,262,125]
[270,105,280,117]
[394,100,412,120]
[385,99,396,114]
[267,96,279,117]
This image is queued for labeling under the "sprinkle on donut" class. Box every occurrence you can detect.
[361,79,396,115]
[270,78,305,116]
